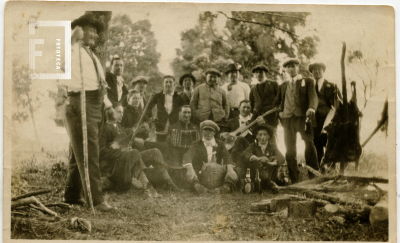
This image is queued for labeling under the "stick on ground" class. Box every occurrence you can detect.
[12,189,51,201]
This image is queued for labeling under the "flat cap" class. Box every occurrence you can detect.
[308,63,326,72]
[282,58,300,68]
[205,68,222,77]
[131,76,149,85]
[163,75,176,81]
[72,13,105,34]
[225,63,240,74]
[200,120,220,132]
[179,73,196,86]
[253,124,275,136]
[251,64,268,73]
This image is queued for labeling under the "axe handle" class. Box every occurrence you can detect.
[78,41,95,216]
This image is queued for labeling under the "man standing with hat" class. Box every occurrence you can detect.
[221,63,251,119]
[274,58,319,184]
[146,75,184,142]
[106,57,128,106]
[249,64,279,128]
[309,62,341,165]
[62,13,115,211]
[185,120,238,194]
[190,68,229,124]
[131,76,150,109]
[179,73,196,105]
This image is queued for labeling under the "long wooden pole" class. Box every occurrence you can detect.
[78,41,95,216]
[340,42,348,174]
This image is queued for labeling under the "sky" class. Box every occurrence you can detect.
[7,3,394,156]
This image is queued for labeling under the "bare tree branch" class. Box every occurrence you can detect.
[217,11,298,38]
[250,11,307,21]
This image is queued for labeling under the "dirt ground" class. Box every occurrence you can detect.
[10,151,389,241]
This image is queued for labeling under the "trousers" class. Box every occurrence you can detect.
[64,91,104,205]
[281,116,319,184]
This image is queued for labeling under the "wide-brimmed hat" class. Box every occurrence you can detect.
[253,124,274,136]
[205,68,222,77]
[131,76,149,86]
[71,13,105,34]
[225,63,240,74]
[251,64,268,73]
[308,63,326,72]
[200,120,220,132]
[282,58,300,68]
[179,73,196,86]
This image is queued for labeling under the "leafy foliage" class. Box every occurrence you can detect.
[172,11,319,86]
[106,14,163,92]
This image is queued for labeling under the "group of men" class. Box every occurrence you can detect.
[61,13,340,212]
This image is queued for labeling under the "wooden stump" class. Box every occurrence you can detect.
[250,200,271,213]
[271,195,292,212]
[289,201,317,219]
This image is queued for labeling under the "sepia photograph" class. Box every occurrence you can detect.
[3,1,395,241]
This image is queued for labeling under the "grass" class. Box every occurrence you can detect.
[10,150,389,241]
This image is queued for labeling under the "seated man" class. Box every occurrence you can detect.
[185,120,238,194]
[166,105,199,186]
[121,89,150,140]
[241,124,284,193]
[100,102,181,197]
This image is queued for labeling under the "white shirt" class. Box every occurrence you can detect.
[221,81,250,109]
[60,42,111,108]
[116,75,124,101]
[316,78,324,92]
[202,137,216,162]
[238,114,252,137]
[164,91,174,114]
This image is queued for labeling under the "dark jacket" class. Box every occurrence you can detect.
[105,71,129,105]
[249,80,279,126]
[220,116,257,143]
[99,123,123,168]
[147,91,184,132]
[241,142,285,166]
[121,105,149,140]
[189,138,234,175]
[181,92,191,105]
[273,77,318,124]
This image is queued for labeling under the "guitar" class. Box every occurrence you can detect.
[223,107,281,150]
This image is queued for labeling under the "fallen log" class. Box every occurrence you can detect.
[324,203,371,215]
[297,190,373,208]
[11,196,39,209]
[369,194,388,228]
[302,164,323,177]
[12,196,58,217]
[322,175,388,184]
[44,203,72,209]
[12,189,52,201]
[250,200,271,212]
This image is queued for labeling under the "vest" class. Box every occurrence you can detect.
[195,84,226,122]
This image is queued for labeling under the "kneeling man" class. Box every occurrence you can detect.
[186,120,238,194]
[241,125,284,193]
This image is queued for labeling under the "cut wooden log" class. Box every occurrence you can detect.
[12,189,51,201]
[289,201,317,219]
[250,200,271,212]
[271,195,292,212]
[369,194,388,228]
[297,190,373,208]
